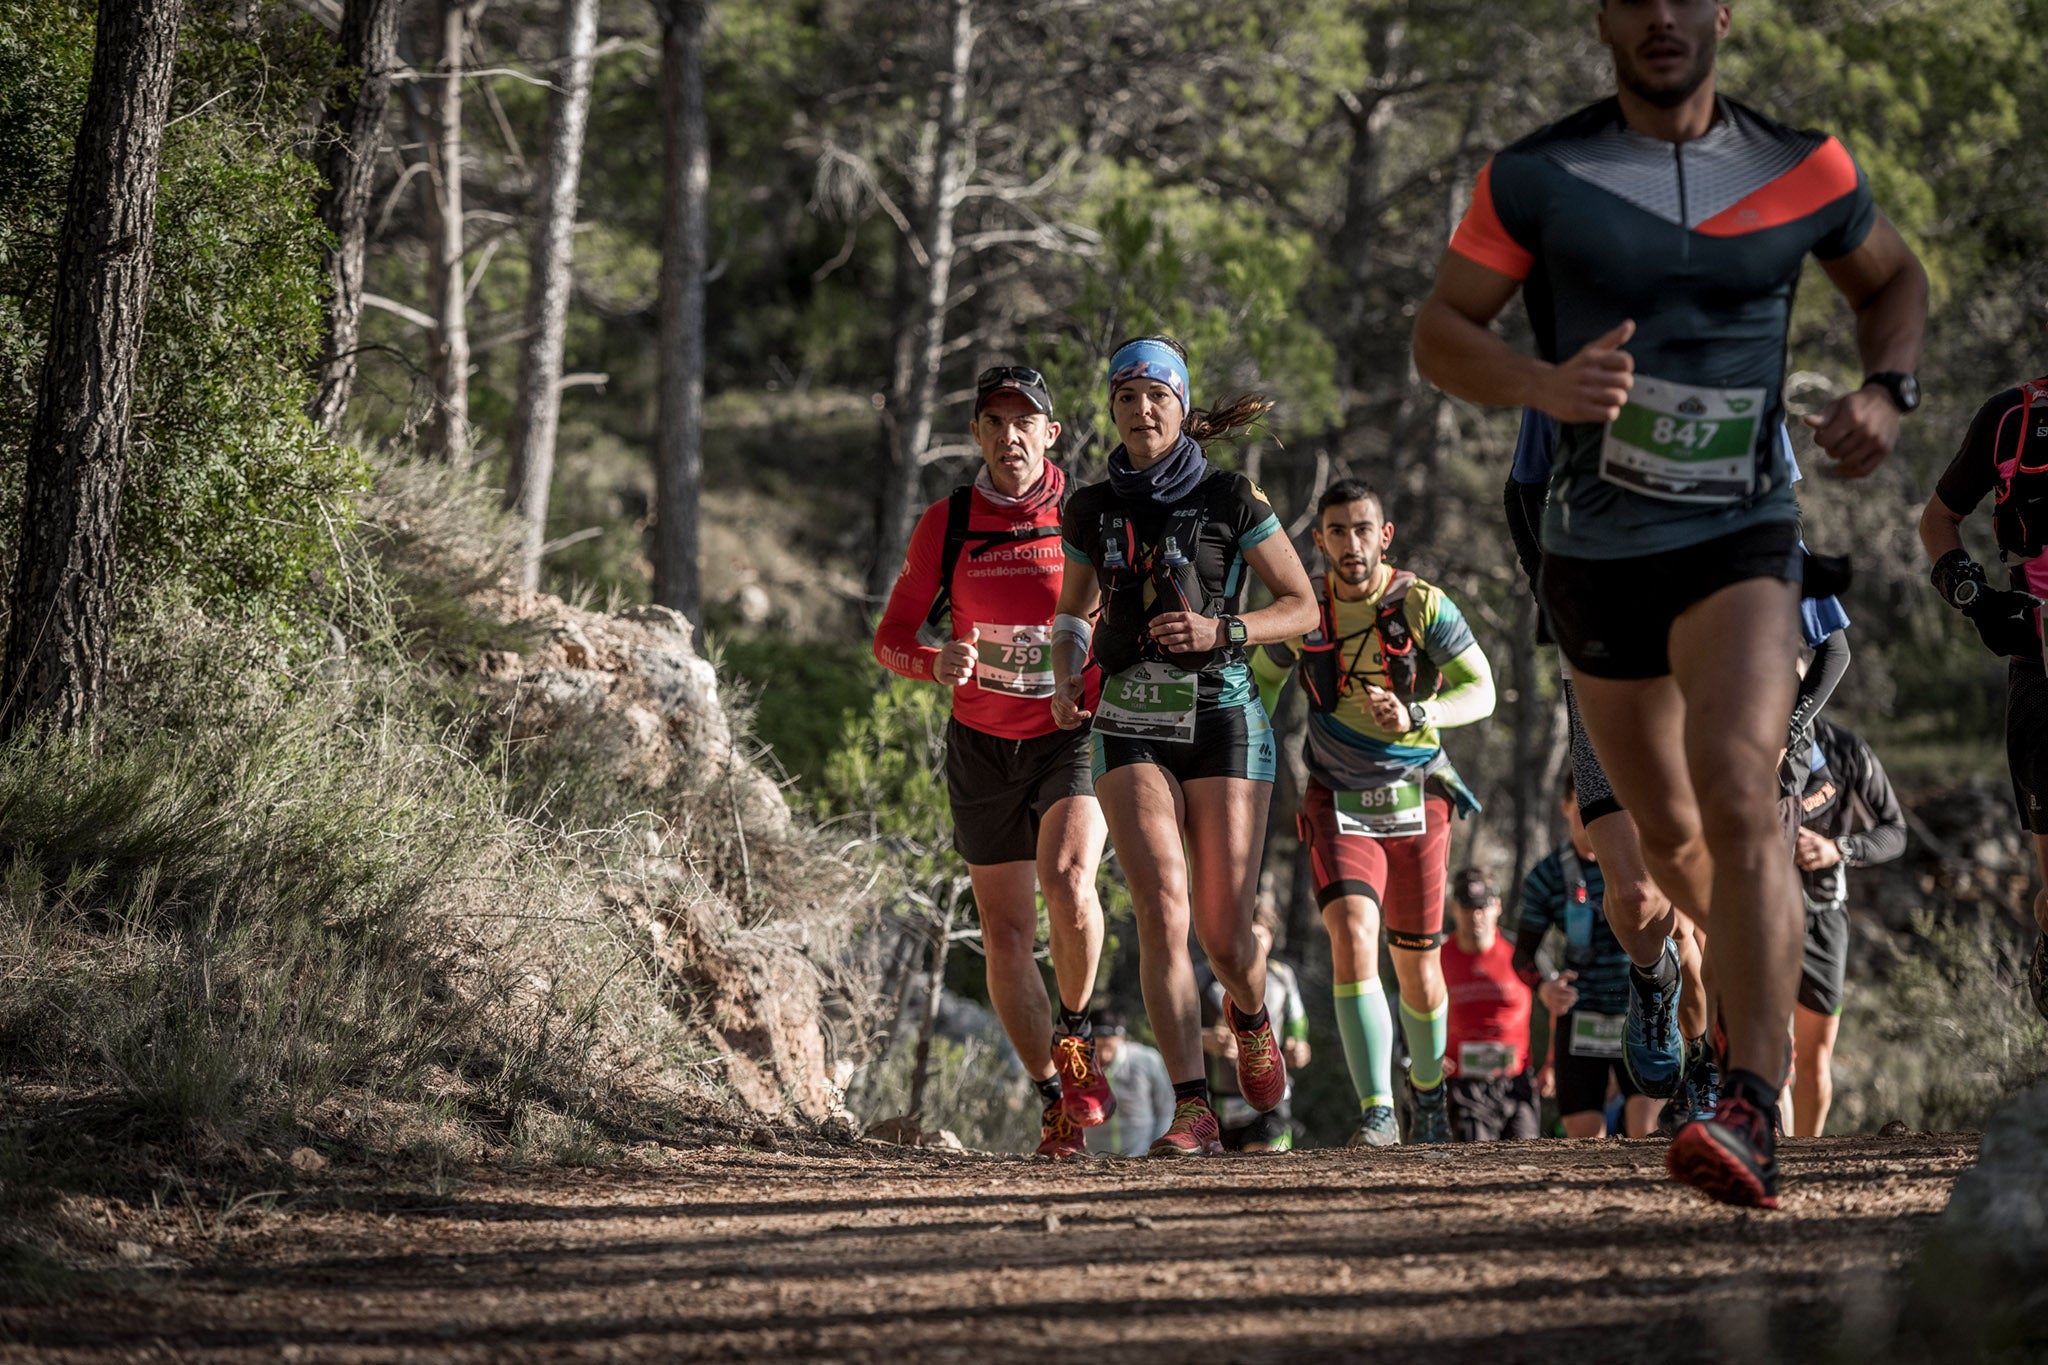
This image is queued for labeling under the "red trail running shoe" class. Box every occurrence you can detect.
[1228,1000,1288,1114]
[1667,1094,1779,1209]
[1148,1096,1223,1157]
[1035,1102,1086,1160]
[1053,1031,1117,1128]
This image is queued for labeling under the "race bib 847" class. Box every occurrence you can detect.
[1600,375,1766,505]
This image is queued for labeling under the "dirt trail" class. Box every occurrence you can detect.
[0,1133,1975,1364]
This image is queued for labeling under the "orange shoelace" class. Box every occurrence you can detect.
[1054,1034,1095,1086]
[1042,1105,1079,1140]
[1166,1098,1210,1133]
[1236,1021,1277,1078]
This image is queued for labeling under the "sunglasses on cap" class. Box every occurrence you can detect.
[976,365,1046,394]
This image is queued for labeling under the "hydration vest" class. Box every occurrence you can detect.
[1092,496,1231,676]
[1557,847,1599,972]
[1994,376,2048,564]
[1298,569,1445,714]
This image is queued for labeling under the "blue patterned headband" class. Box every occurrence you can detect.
[1107,339,1190,410]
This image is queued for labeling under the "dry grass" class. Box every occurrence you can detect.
[0,453,885,1293]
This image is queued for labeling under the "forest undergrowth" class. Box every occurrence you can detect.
[0,456,878,1302]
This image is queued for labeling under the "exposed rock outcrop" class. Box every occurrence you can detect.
[471,589,852,1126]
[474,593,789,840]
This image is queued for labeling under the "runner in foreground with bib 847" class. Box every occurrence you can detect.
[1252,481,1496,1146]
[1412,0,1926,1207]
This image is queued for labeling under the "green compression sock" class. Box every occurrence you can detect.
[1400,996,1448,1091]
[1333,978,1395,1110]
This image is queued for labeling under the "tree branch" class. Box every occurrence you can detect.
[362,292,436,329]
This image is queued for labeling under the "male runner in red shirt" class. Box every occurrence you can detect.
[874,366,1111,1157]
[1440,868,1537,1141]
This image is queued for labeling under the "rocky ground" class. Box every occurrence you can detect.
[0,1132,1978,1364]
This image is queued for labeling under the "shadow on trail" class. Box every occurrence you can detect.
[1,1261,1889,1359]
[389,1172,1678,1227]
[211,1209,1926,1301]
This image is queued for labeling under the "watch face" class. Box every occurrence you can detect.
[1899,374,1920,410]
[1955,577,1980,607]
[1225,617,1248,645]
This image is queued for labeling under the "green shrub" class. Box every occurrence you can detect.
[1834,912,2048,1132]
[0,0,361,630]
[714,632,882,786]
[856,1033,1038,1154]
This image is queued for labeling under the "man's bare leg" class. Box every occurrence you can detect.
[1668,580,1803,1089]
[1788,1006,1840,1136]
[1575,583,1800,1085]
[1583,809,1683,963]
[968,860,1059,1085]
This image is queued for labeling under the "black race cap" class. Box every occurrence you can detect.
[974,364,1053,417]
[1452,867,1497,910]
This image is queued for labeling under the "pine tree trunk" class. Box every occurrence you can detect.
[307,0,400,434]
[425,0,471,464]
[651,0,708,624]
[0,0,182,743]
[865,0,974,606]
[505,0,599,591]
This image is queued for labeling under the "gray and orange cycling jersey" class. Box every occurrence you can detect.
[1450,96,1876,560]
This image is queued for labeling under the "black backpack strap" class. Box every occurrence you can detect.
[922,486,976,635]
[1558,846,1588,903]
[1374,569,1420,698]
[964,524,1060,557]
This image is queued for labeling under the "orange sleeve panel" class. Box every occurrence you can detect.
[1695,137,1861,238]
[1447,159,1535,281]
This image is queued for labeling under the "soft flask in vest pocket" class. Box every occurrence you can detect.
[1299,579,1342,713]
[1299,634,1342,712]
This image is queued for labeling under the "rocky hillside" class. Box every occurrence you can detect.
[466,590,861,1127]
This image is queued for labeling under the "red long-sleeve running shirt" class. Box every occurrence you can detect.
[873,476,1097,740]
[1441,933,1533,1079]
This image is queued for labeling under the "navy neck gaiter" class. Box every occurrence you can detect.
[1107,433,1209,506]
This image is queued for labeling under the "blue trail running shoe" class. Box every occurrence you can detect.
[1408,1081,1451,1144]
[1622,939,1685,1100]
[1686,1041,1721,1122]
[1347,1105,1400,1149]
[1659,1037,1720,1135]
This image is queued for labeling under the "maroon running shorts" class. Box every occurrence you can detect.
[1298,781,1453,950]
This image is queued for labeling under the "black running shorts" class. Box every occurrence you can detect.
[1540,521,1803,680]
[1090,697,1276,786]
[1446,1073,1540,1142]
[2007,663,2048,835]
[944,718,1094,865]
[1553,1008,1642,1118]
[1798,897,1849,1017]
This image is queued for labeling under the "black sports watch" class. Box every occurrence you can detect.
[1863,371,1920,413]
[1932,548,1986,609]
[1407,700,1430,730]
[1219,614,1248,647]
